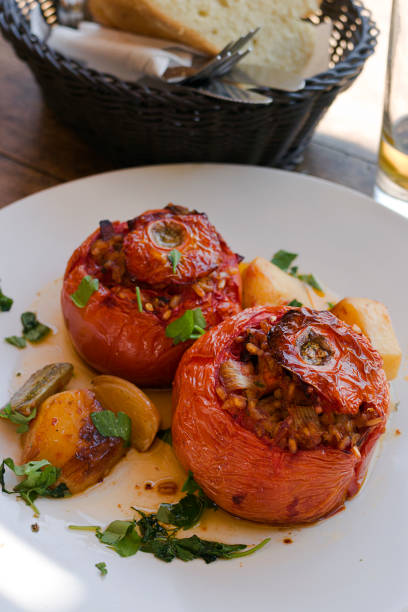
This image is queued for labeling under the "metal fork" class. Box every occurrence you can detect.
[162,28,259,85]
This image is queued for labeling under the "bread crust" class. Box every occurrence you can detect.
[89,0,220,54]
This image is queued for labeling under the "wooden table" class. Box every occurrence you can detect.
[0,0,389,209]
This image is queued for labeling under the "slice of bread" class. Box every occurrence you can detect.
[89,0,320,73]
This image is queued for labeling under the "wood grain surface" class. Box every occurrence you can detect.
[0,0,388,209]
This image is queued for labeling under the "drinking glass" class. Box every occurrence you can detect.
[375,0,408,204]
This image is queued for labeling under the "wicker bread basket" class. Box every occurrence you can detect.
[0,0,378,169]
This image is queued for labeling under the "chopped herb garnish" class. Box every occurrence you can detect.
[271,250,298,272]
[0,458,70,515]
[97,520,141,557]
[0,403,37,433]
[0,288,13,312]
[165,308,206,345]
[70,276,99,308]
[91,410,131,446]
[168,249,182,274]
[157,428,172,445]
[70,509,270,564]
[135,286,143,312]
[157,471,216,530]
[253,381,265,388]
[5,335,26,349]
[327,302,335,309]
[21,312,51,342]
[288,299,302,307]
[95,562,108,576]
[271,250,323,293]
[297,274,323,292]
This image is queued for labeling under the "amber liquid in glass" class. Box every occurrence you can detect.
[379,116,408,192]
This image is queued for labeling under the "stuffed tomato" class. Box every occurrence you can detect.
[172,306,389,524]
[61,205,241,387]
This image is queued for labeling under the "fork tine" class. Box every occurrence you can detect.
[210,49,251,79]
[227,27,260,55]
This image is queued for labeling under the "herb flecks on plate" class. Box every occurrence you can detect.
[5,312,51,349]
[95,562,108,576]
[165,308,206,345]
[0,458,70,515]
[288,299,303,307]
[91,410,131,446]
[70,275,99,308]
[0,287,13,312]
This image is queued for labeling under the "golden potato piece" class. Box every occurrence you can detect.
[242,257,314,308]
[22,389,125,494]
[332,298,402,380]
[91,375,160,451]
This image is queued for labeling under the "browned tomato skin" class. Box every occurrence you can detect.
[268,307,389,417]
[61,212,241,387]
[172,306,389,524]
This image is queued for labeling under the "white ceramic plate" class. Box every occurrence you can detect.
[0,164,407,612]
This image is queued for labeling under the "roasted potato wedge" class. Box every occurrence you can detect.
[242,257,336,310]
[91,375,160,451]
[332,298,402,380]
[22,389,125,494]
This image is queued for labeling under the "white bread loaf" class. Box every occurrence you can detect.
[89,0,321,74]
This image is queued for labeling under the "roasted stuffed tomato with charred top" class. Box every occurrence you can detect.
[172,306,389,524]
[61,205,242,387]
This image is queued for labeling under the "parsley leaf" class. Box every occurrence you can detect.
[168,249,182,273]
[0,288,13,312]
[70,275,99,308]
[297,274,323,292]
[0,458,70,514]
[327,302,335,309]
[0,403,37,433]
[5,335,26,349]
[21,312,51,343]
[5,312,51,348]
[157,428,172,445]
[288,299,302,307]
[96,520,141,557]
[95,562,107,576]
[70,508,270,565]
[157,472,217,530]
[165,308,206,345]
[91,410,131,446]
[157,494,205,530]
[271,250,298,272]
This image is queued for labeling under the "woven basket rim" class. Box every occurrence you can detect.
[0,0,379,101]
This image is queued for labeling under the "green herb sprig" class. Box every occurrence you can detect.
[146,472,216,531]
[168,249,182,274]
[69,511,270,564]
[0,287,13,312]
[70,275,99,308]
[165,308,206,345]
[0,403,37,433]
[288,299,303,307]
[271,250,323,292]
[0,458,70,515]
[5,312,51,348]
[95,562,108,576]
[91,410,131,446]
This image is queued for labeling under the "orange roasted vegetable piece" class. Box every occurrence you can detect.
[22,389,125,494]
[61,205,241,387]
[172,306,389,524]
